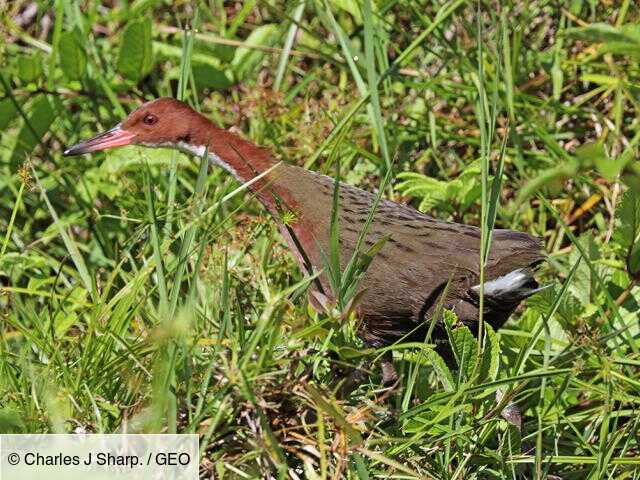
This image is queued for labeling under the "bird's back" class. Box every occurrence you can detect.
[270,165,544,347]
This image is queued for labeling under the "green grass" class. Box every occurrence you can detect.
[2,1,640,478]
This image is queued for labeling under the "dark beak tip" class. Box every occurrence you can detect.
[63,146,82,157]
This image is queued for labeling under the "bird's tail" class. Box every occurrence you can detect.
[469,267,549,308]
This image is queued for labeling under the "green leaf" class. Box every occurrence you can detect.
[576,141,627,180]
[451,325,477,382]
[422,347,455,391]
[16,53,43,83]
[614,190,640,251]
[128,0,163,19]
[500,423,522,458]
[192,62,234,91]
[396,161,483,213]
[575,141,605,168]
[580,73,620,87]
[97,400,121,419]
[58,30,87,81]
[10,95,56,167]
[53,311,78,337]
[479,324,500,382]
[565,23,640,58]
[33,170,95,300]
[557,292,586,328]
[0,408,25,433]
[566,234,600,305]
[355,234,389,273]
[443,310,478,382]
[613,189,640,277]
[117,18,154,81]
[328,0,363,24]
[0,98,19,130]
[153,41,234,89]
[102,145,179,174]
[629,242,640,276]
[565,23,636,45]
[337,346,372,359]
[305,384,363,444]
[231,24,279,80]
[396,172,447,211]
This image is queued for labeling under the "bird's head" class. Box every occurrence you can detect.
[63,97,207,156]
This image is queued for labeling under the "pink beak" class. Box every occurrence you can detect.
[63,124,136,156]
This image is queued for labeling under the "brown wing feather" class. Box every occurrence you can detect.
[272,166,544,345]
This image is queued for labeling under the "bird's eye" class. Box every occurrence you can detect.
[143,114,157,125]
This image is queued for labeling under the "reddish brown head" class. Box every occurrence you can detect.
[63,98,210,156]
[64,97,278,193]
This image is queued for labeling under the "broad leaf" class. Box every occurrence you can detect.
[16,53,43,83]
[568,234,598,305]
[395,172,447,211]
[59,30,87,81]
[422,347,455,392]
[328,0,363,24]
[10,95,56,167]
[0,98,19,130]
[192,63,234,91]
[444,310,478,382]
[117,18,154,81]
[614,189,640,277]
[231,24,279,80]
[557,292,585,328]
[576,141,627,180]
[614,189,640,251]
[451,325,477,382]
[396,160,483,213]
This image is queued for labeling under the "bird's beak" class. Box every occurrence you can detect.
[63,124,136,156]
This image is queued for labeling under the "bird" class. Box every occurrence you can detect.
[64,97,545,385]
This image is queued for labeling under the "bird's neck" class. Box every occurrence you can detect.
[178,127,277,182]
[175,126,322,281]
[175,126,286,209]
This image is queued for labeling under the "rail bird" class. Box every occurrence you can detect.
[64,97,545,385]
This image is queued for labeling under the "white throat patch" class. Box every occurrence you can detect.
[174,141,240,181]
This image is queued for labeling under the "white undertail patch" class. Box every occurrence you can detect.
[473,268,531,296]
[471,268,547,301]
